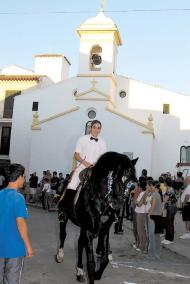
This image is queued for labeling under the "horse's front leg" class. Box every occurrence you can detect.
[94,215,114,280]
[94,230,109,280]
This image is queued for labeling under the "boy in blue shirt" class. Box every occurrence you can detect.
[0,163,33,283]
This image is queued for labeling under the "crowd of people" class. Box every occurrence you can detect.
[115,169,190,260]
[26,170,71,210]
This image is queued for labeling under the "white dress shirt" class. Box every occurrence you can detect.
[68,134,107,190]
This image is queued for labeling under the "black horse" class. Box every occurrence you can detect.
[56,151,137,284]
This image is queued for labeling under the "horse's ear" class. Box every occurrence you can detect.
[131,157,138,165]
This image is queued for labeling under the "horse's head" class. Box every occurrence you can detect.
[90,152,138,211]
[91,151,138,183]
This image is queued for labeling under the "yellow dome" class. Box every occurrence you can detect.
[77,11,122,46]
[84,11,115,27]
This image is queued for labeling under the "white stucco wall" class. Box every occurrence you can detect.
[34,56,70,83]
[10,71,190,180]
[28,100,153,179]
[10,77,77,177]
[118,78,190,178]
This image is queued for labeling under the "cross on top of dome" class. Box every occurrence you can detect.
[100,0,107,12]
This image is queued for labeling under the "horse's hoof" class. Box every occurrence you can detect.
[108,253,113,262]
[76,267,86,282]
[76,275,86,282]
[55,248,64,263]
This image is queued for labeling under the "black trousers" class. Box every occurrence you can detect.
[165,205,177,241]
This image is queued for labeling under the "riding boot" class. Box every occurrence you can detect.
[58,188,76,221]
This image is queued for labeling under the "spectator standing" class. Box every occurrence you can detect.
[159,176,167,196]
[0,169,5,190]
[51,171,59,194]
[140,169,148,180]
[29,172,38,203]
[135,179,151,253]
[161,177,177,244]
[131,177,145,249]
[0,164,33,283]
[41,178,51,210]
[46,170,52,182]
[147,180,163,260]
[180,176,190,239]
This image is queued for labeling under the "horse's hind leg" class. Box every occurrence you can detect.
[86,233,95,284]
[94,217,114,280]
[76,229,86,282]
[56,188,76,263]
[55,217,68,263]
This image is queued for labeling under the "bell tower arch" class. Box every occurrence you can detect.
[77,9,122,75]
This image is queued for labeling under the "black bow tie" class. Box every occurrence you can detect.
[90,137,98,142]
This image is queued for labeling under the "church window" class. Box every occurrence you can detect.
[119,90,127,98]
[180,146,190,163]
[32,102,39,111]
[88,110,96,119]
[163,104,170,114]
[90,45,102,71]
[3,90,21,118]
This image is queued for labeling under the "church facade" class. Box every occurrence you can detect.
[9,9,190,178]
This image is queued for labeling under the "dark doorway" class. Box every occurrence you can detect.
[0,127,11,155]
[3,90,21,118]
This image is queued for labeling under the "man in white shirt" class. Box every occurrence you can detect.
[67,120,107,191]
[180,176,190,239]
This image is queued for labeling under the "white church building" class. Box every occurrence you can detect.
[9,8,190,179]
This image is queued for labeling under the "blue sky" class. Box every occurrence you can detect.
[0,0,190,95]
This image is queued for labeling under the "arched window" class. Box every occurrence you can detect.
[180,146,190,163]
[90,45,102,71]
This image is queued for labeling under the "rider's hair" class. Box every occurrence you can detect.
[91,120,102,127]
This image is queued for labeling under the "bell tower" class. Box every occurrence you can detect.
[76,2,122,75]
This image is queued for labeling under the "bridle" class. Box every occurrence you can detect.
[103,166,134,211]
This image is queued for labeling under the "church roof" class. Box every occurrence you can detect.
[0,75,44,81]
[77,11,122,46]
[1,64,35,75]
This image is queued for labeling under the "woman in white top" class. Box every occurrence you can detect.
[147,180,163,259]
[135,181,151,252]
[41,178,51,210]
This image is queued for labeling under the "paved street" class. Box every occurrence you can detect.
[22,207,190,284]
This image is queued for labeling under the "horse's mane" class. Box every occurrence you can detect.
[91,151,134,181]
[84,152,135,202]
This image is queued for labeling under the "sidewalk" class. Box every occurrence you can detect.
[124,211,190,261]
[162,211,190,261]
